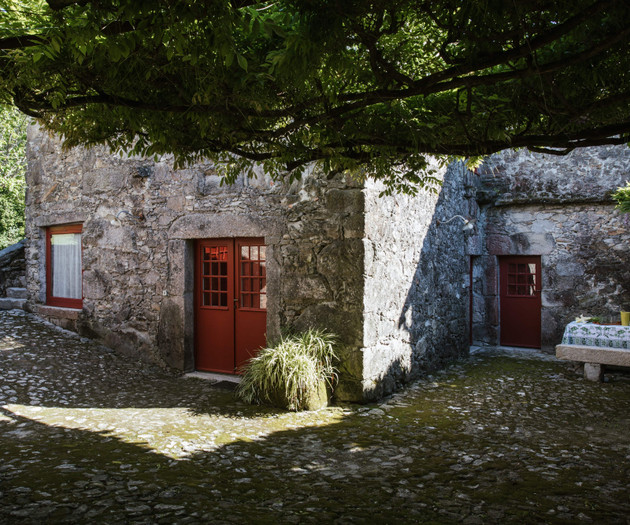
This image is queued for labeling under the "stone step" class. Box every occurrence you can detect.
[6,287,27,299]
[0,297,26,310]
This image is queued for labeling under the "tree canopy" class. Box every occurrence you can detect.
[1,0,629,192]
[0,105,26,249]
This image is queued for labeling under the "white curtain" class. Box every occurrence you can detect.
[51,233,82,299]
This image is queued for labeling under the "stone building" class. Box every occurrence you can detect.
[24,126,472,402]
[21,125,630,401]
[470,147,630,351]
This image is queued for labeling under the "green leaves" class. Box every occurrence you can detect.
[236,329,337,411]
[1,1,629,191]
[236,53,248,71]
[0,105,26,249]
[612,182,630,214]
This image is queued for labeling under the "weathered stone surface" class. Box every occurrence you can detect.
[25,126,367,398]
[281,275,329,304]
[6,287,27,299]
[168,212,274,240]
[0,240,26,296]
[325,188,364,213]
[509,232,556,255]
[486,234,511,255]
[556,344,630,368]
[0,297,26,310]
[156,299,186,369]
[476,146,630,205]
[584,362,604,382]
[30,304,81,330]
[361,161,472,399]
[32,304,80,320]
[472,146,630,349]
[316,239,364,305]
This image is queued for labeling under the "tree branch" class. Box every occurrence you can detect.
[0,20,141,50]
[261,23,630,138]
[46,0,91,10]
[264,0,624,118]
[0,35,43,50]
[201,122,630,171]
[527,146,575,155]
[14,89,285,120]
[354,28,414,88]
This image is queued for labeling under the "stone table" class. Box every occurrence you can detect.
[556,321,630,380]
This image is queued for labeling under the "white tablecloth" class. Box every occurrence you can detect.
[561,321,630,350]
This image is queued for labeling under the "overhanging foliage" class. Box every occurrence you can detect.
[0,104,26,249]
[1,1,629,192]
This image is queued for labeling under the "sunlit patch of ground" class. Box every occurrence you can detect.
[3,404,346,458]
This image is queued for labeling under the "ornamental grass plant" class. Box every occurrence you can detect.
[236,329,337,411]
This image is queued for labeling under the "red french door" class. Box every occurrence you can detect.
[499,256,542,348]
[195,238,267,373]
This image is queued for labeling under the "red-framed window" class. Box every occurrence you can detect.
[46,224,83,309]
[237,240,266,310]
[200,244,230,309]
[505,262,538,297]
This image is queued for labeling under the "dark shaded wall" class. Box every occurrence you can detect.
[471,147,630,350]
[361,162,474,399]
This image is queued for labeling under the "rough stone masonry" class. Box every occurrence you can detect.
[24,125,471,402]
[470,146,630,349]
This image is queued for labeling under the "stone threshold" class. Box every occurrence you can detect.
[32,304,81,320]
[471,344,547,354]
[184,371,241,384]
[470,344,559,361]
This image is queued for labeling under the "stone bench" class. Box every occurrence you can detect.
[556,344,630,381]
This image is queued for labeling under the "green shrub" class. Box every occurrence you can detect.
[236,329,337,411]
[612,181,630,214]
[0,105,27,249]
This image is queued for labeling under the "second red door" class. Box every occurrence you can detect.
[499,256,542,348]
[195,238,267,373]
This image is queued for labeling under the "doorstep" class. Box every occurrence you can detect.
[184,371,241,384]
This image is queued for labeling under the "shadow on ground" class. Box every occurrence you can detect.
[1,311,630,523]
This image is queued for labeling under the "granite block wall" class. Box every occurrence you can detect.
[24,125,366,400]
[25,123,628,399]
[361,162,474,399]
[472,146,630,349]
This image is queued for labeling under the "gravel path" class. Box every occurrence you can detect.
[1,309,629,524]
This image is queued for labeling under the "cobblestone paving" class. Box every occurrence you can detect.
[1,309,629,524]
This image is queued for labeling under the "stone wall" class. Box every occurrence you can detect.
[361,162,473,399]
[472,146,630,349]
[0,240,25,296]
[27,124,629,398]
[25,125,366,399]
[475,146,630,205]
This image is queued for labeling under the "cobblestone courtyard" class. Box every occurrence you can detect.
[1,309,629,524]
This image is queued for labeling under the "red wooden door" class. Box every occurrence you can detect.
[195,238,267,373]
[499,256,542,348]
[235,239,267,368]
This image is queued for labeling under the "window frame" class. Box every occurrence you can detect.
[46,223,83,309]
[236,239,267,312]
